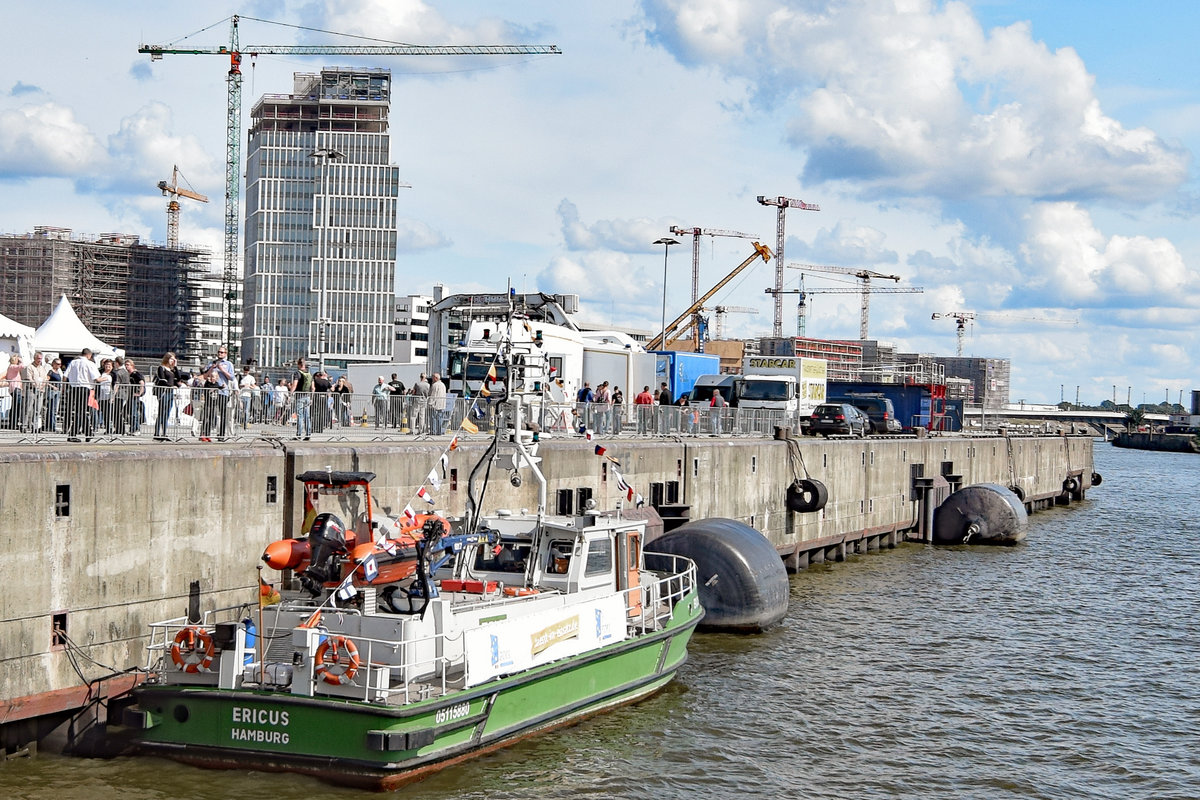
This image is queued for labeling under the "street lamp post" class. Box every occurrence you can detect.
[653,237,680,350]
[308,147,345,373]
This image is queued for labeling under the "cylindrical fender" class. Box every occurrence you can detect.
[786,478,828,513]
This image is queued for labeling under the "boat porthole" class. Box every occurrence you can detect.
[173,704,190,723]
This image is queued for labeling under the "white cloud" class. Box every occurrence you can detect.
[1020,202,1193,304]
[396,218,451,252]
[642,0,1190,202]
[0,103,101,177]
[105,103,220,191]
[558,199,674,254]
[789,218,899,265]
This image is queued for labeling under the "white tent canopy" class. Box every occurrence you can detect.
[0,312,35,361]
[34,295,119,359]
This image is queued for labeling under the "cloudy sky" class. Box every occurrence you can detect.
[2,0,1198,406]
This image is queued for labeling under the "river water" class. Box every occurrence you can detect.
[3,442,1197,799]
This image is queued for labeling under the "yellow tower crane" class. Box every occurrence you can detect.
[157,165,209,248]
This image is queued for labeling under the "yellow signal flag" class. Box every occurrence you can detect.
[258,575,282,607]
[461,419,479,435]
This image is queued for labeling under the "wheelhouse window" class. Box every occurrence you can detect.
[584,537,612,577]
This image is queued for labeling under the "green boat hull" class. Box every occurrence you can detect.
[134,591,701,789]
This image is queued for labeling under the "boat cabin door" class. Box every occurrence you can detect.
[615,529,643,618]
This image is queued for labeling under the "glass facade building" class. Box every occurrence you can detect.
[241,68,401,372]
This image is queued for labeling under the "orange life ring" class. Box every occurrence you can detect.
[502,586,539,597]
[170,625,215,673]
[314,636,360,685]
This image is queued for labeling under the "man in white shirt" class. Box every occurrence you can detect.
[63,348,100,440]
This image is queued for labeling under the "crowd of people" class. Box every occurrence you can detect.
[0,345,733,441]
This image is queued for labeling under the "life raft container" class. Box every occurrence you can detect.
[314,636,360,685]
[170,625,215,673]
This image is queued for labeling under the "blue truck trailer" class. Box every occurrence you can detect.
[654,351,721,402]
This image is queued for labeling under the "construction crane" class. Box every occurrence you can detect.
[786,263,909,339]
[757,195,820,337]
[646,242,772,351]
[931,311,1078,356]
[712,305,759,339]
[668,225,758,348]
[779,284,925,338]
[139,14,561,359]
[157,165,209,248]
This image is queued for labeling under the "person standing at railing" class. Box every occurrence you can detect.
[657,382,673,435]
[333,375,353,426]
[201,345,235,440]
[21,351,49,433]
[95,358,116,434]
[593,381,611,435]
[429,372,447,435]
[272,378,290,425]
[64,348,99,441]
[289,358,313,440]
[410,372,429,434]
[611,385,624,435]
[153,353,183,441]
[709,389,727,435]
[634,385,654,435]
[677,393,695,435]
[312,370,332,433]
[46,357,64,433]
[3,354,24,431]
[371,376,389,428]
[123,359,145,435]
[238,365,258,430]
[112,357,130,435]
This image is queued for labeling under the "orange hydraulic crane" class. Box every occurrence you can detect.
[646,242,772,351]
[138,14,560,358]
[157,165,209,248]
[931,310,1078,356]
[668,225,758,348]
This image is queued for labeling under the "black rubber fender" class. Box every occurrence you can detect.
[645,517,789,632]
[1091,472,1103,486]
[1063,476,1081,494]
[787,478,828,513]
[933,483,1028,545]
[1007,485,1025,501]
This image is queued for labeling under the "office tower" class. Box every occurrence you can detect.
[241,68,402,372]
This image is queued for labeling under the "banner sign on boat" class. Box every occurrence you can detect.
[531,615,579,656]
[463,596,627,687]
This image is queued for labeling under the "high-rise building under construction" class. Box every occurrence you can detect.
[0,226,210,363]
[241,68,402,373]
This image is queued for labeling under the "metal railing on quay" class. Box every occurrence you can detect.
[0,389,885,445]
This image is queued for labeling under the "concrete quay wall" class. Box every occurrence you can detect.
[0,433,1094,741]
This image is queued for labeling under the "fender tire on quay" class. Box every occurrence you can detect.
[1063,476,1081,494]
[1091,472,1103,486]
[1007,485,1025,501]
[787,478,828,513]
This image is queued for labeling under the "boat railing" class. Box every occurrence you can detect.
[628,553,697,635]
